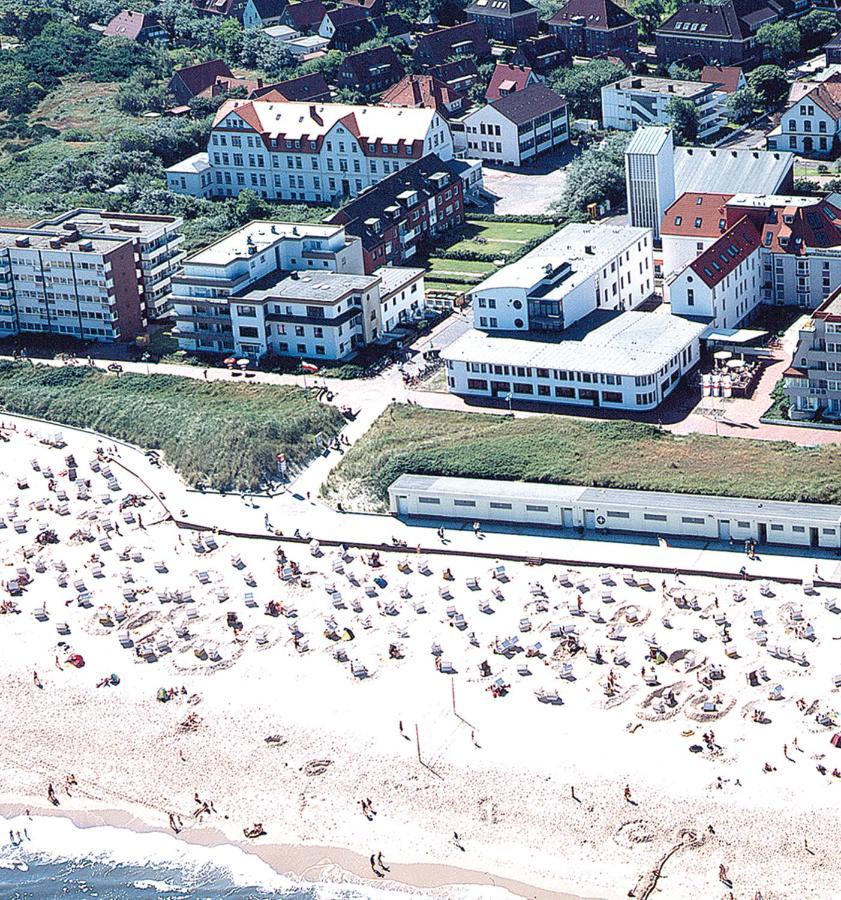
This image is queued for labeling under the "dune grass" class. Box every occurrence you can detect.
[0,362,342,491]
[325,404,841,510]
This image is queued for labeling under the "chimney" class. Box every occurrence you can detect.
[310,105,323,126]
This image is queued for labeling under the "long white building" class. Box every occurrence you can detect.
[166,97,454,204]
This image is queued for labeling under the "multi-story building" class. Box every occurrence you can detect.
[766,75,841,158]
[381,75,468,121]
[601,75,725,140]
[33,210,185,319]
[462,83,568,167]
[667,216,762,330]
[485,63,541,102]
[625,126,676,242]
[464,0,539,44]
[659,191,733,276]
[0,227,148,343]
[510,34,571,74]
[166,98,454,203]
[326,154,467,273]
[784,287,841,419]
[412,23,493,68]
[547,0,638,56]
[171,220,423,359]
[336,46,405,96]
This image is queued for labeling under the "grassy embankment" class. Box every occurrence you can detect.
[325,404,841,510]
[0,362,342,491]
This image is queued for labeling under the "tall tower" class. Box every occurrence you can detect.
[625,126,675,242]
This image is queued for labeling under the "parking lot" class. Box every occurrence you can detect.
[480,146,575,215]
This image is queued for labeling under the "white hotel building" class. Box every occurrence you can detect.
[166,98,454,204]
[443,223,706,411]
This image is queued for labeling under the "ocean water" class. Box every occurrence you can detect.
[0,813,440,900]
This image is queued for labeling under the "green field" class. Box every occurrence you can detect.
[0,362,343,491]
[427,258,496,275]
[466,220,555,242]
[325,404,841,510]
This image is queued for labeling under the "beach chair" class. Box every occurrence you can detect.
[714,613,727,626]
[562,623,578,637]
[586,646,603,664]
[331,557,343,573]
[751,610,766,626]
[157,636,171,655]
[122,588,137,602]
[693,629,706,642]
[589,609,604,624]
[431,642,442,657]
[175,620,190,639]
[825,598,839,614]
[440,660,455,674]
[466,576,479,590]
[122,569,134,584]
[758,667,770,681]
[569,602,585,617]
[517,663,531,677]
[122,510,135,525]
[833,674,841,688]
[536,689,562,704]
[99,493,112,505]
[791,651,808,667]
[332,592,346,609]
[791,607,804,622]
[492,586,504,601]
[33,604,48,621]
[155,560,167,573]
[702,700,717,713]
[352,598,364,613]
[77,592,93,608]
[207,645,221,661]
[614,650,628,667]
[644,671,659,686]
[753,630,768,646]
[599,571,613,585]
[255,629,268,646]
[453,613,467,629]
[802,581,815,596]
[91,563,103,579]
[601,589,614,603]
[610,625,625,642]
[530,582,545,597]
[439,585,452,600]
[192,538,205,553]
[418,559,431,576]
[622,570,636,585]
[114,608,126,623]
[414,600,426,614]
[281,566,295,581]
[56,621,70,635]
[479,598,493,614]
[637,575,652,590]
[13,519,26,533]
[803,624,816,641]
[556,570,572,586]
[205,536,218,551]
[180,590,194,604]
[493,564,507,581]
[309,540,320,557]
[769,684,784,701]
[710,665,725,680]
[725,644,739,659]
[119,630,133,648]
[445,604,457,619]
[519,617,532,632]
[549,622,562,638]
[196,570,210,585]
[351,662,368,679]
[559,662,575,680]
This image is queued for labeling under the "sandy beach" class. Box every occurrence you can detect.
[1,417,841,899]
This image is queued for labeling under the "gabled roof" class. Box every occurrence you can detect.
[485,63,537,101]
[192,0,241,16]
[511,33,569,70]
[413,22,492,64]
[324,5,368,26]
[248,0,286,19]
[103,10,156,39]
[548,0,635,31]
[792,78,841,121]
[727,195,841,255]
[283,0,326,29]
[428,58,481,86]
[658,0,746,40]
[169,59,233,98]
[486,82,566,125]
[689,216,761,289]
[339,45,403,83]
[250,72,330,102]
[661,193,733,238]
[381,75,465,113]
[700,65,744,93]
[466,0,536,19]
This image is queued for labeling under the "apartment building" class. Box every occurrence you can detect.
[34,209,185,319]
[785,287,841,419]
[667,216,762,330]
[601,76,724,140]
[463,83,568,167]
[547,0,638,56]
[767,76,841,158]
[464,0,539,44]
[326,154,466,273]
[166,98,453,203]
[0,229,146,343]
[172,220,423,359]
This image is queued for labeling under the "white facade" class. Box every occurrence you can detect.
[462,102,568,167]
[625,127,676,242]
[167,100,454,204]
[470,223,654,334]
[661,234,716,278]
[602,77,724,140]
[388,474,841,549]
[768,96,840,157]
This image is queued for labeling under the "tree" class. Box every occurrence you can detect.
[214,16,245,61]
[725,86,758,124]
[666,97,698,143]
[629,0,664,39]
[557,131,631,215]
[799,10,838,51]
[756,21,800,61]
[298,50,347,83]
[668,62,700,81]
[18,20,96,80]
[748,64,788,107]
[552,59,628,118]
[86,37,156,82]
[793,177,820,194]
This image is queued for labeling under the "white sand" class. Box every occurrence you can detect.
[0,420,840,899]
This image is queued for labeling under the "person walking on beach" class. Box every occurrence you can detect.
[377,852,390,872]
[472,521,481,538]
[47,784,59,806]
[33,670,42,689]
[624,784,633,804]
[370,854,383,877]
[719,864,731,887]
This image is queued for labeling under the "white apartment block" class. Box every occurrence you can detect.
[166,98,454,204]
[471,222,654,334]
[602,76,724,140]
[34,209,185,319]
[172,220,424,360]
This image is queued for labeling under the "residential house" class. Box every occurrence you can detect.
[318,5,367,40]
[484,63,541,102]
[510,34,571,74]
[465,0,539,45]
[339,0,386,14]
[547,0,638,57]
[428,59,482,94]
[381,75,468,120]
[165,153,215,198]
[601,75,725,140]
[103,10,166,41]
[192,0,244,17]
[167,60,234,105]
[166,97,454,203]
[700,64,746,94]
[327,12,410,51]
[250,73,331,102]
[279,0,326,33]
[825,31,841,65]
[326,154,466,271]
[655,0,785,67]
[337,47,404,97]
[785,287,841,419]
[766,76,841,157]
[413,23,493,68]
[242,0,286,27]
[463,83,568,166]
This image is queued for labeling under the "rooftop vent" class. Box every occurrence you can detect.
[14,236,30,248]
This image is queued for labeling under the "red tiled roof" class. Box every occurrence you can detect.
[485,63,535,102]
[700,65,743,93]
[661,192,733,238]
[380,74,464,112]
[549,0,635,30]
[169,59,233,99]
[104,10,152,39]
[726,197,841,255]
[689,216,761,289]
[797,79,841,121]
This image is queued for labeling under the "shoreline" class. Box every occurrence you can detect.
[0,799,586,900]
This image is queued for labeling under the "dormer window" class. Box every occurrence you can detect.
[694,217,702,228]
[695,196,703,205]
[674,215,682,226]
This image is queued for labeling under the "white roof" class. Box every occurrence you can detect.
[166,152,212,174]
[625,126,672,156]
[215,98,438,144]
[470,222,650,298]
[187,221,346,266]
[675,147,793,197]
[374,266,425,298]
[442,312,706,378]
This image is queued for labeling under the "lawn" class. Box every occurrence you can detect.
[29,77,143,139]
[427,258,496,275]
[0,362,343,491]
[325,404,841,510]
[467,220,555,242]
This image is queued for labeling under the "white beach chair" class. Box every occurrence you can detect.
[155,560,168,573]
[614,650,628,667]
[255,629,268,646]
[825,598,839,614]
[559,662,575,680]
[466,576,479,590]
[119,630,133,648]
[33,604,48,621]
[196,570,210,585]
[751,610,766,626]
[479,598,493,614]
[519,617,532,632]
